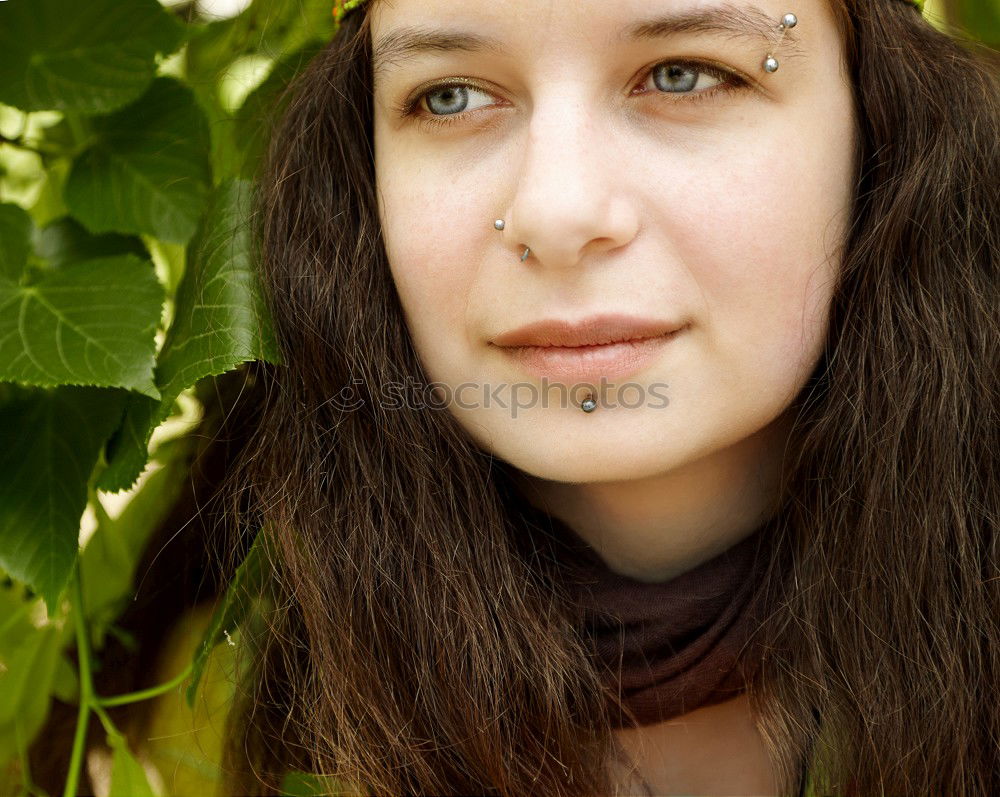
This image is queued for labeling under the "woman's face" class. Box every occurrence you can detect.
[372,0,856,484]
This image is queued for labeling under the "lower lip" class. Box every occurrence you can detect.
[495,327,685,383]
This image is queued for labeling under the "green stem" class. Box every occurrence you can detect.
[62,496,199,794]
[63,567,94,797]
[92,704,122,743]
[96,661,194,708]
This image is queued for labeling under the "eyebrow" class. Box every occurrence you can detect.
[372,3,800,77]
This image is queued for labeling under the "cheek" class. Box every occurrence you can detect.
[664,133,849,378]
[377,158,479,376]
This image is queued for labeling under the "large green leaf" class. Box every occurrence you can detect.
[65,78,212,245]
[0,385,127,613]
[0,255,163,397]
[0,0,185,115]
[0,203,32,283]
[154,182,280,400]
[99,179,280,492]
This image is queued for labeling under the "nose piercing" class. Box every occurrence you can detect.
[494,218,531,262]
[763,12,797,73]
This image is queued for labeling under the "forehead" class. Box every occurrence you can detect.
[368,0,828,77]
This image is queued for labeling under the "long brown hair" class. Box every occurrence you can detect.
[218,1,999,793]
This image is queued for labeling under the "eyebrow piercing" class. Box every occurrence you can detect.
[763,12,798,73]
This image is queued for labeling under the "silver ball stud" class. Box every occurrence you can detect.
[494,219,505,230]
[781,12,798,28]
[581,395,597,413]
[763,56,779,73]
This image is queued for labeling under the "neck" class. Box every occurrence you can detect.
[513,409,793,582]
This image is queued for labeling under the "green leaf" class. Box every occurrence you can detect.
[0,385,127,613]
[108,733,158,797]
[0,0,185,115]
[0,625,60,727]
[157,179,280,403]
[65,78,212,244]
[0,255,163,396]
[28,156,72,228]
[0,624,62,764]
[96,393,159,493]
[0,586,66,760]
[99,179,280,492]
[32,216,147,269]
[0,203,32,283]
[186,531,268,707]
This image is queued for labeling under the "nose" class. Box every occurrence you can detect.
[499,92,639,270]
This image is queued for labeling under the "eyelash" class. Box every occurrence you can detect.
[394,59,749,132]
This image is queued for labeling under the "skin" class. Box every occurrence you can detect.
[372,0,856,791]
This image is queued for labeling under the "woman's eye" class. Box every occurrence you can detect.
[401,59,744,130]
[420,84,495,117]
[644,61,725,94]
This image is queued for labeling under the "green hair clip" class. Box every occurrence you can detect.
[332,0,368,36]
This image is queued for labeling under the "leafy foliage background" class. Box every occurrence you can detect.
[0,0,996,794]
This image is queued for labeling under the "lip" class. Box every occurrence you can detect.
[489,313,687,383]
[491,313,685,348]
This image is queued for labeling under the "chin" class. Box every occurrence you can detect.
[491,428,697,485]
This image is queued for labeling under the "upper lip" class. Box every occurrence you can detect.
[490,313,686,348]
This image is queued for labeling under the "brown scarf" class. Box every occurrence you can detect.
[543,514,773,730]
